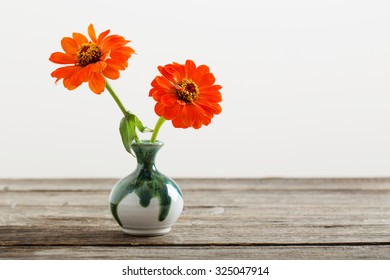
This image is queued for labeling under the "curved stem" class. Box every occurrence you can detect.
[105,79,128,116]
[151,117,166,142]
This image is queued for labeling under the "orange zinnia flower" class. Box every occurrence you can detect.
[49,24,134,94]
[149,60,222,129]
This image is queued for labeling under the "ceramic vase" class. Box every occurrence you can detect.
[109,141,183,236]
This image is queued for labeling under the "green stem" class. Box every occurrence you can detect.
[105,79,140,144]
[105,79,127,117]
[151,117,166,142]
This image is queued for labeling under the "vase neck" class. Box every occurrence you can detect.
[131,141,163,170]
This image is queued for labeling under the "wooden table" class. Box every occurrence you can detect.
[1,178,390,259]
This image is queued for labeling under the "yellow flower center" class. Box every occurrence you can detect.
[175,79,199,103]
[77,42,102,67]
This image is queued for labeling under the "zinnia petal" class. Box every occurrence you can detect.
[106,58,129,70]
[88,72,106,94]
[189,105,210,129]
[154,102,165,116]
[61,37,78,54]
[89,61,107,72]
[192,64,210,82]
[181,105,195,127]
[97,29,111,44]
[196,100,222,115]
[72,32,88,45]
[49,52,76,64]
[102,64,120,80]
[172,62,185,78]
[172,112,187,128]
[196,72,216,87]
[197,91,222,102]
[70,64,93,84]
[100,35,128,53]
[155,76,174,90]
[199,84,222,91]
[185,60,196,78]
[162,103,180,120]
[191,113,203,129]
[88,24,97,42]
[158,66,180,84]
[161,94,177,106]
[149,87,168,101]
[51,65,81,81]
[110,46,135,61]
[64,76,83,90]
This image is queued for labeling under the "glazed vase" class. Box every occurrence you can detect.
[109,140,183,236]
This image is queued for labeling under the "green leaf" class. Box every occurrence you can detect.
[119,114,137,156]
[119,112,153,155]
[134,116,153,133]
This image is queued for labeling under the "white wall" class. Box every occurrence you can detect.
[1,0,390,178]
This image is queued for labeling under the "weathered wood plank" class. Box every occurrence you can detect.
[1,245,390,260]
[2,178,390,191]
[2,189,390,207]
[0,179,116,191]
[1,206,390,245]
[1,178,390,259]
[2,223,390,246]
[2,205,390,226]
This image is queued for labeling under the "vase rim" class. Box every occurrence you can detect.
[131,140,164,146]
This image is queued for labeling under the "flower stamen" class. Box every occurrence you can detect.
[175,79,199,103]
[77,42,102,67]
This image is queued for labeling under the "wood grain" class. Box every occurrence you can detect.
[1,178,390,259]
[2,245,390,260]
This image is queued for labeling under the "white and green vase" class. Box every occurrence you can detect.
[109,141,183,236]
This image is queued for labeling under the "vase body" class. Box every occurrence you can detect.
[109,141,183,236]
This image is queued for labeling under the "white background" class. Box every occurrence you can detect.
[0,0,390,178]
